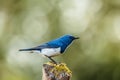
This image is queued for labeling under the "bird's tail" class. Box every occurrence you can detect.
[19,48,35,51]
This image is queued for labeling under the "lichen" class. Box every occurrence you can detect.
[46,62,72,77]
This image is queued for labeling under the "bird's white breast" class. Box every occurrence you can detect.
[29,47,61,57]
[41,47,61,57]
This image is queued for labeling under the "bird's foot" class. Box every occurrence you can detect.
[45,55,57,64]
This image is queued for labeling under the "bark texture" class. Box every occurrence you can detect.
[42,62,72,80]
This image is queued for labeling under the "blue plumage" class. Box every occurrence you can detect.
[46,35,78,53]
[19,35,79,63]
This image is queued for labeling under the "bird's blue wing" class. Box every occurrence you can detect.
[19,43,60,51]
[36,43,60,49]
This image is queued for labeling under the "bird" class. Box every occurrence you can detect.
[19,34,79,63]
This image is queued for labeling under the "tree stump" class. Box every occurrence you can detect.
[42,62,72,80]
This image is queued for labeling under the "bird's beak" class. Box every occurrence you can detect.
[75,37,79,39]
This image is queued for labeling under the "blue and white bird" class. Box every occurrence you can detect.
[19,35,79,63]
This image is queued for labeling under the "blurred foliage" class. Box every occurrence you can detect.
[0,0,120,80]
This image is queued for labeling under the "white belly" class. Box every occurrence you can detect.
[31,47,61,57]
[41,47,61,57]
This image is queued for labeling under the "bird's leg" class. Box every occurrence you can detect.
[45,55,57,64]
[48,57,57,64]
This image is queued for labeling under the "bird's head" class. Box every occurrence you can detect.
[63,35,79,40]
[58,34,79,53]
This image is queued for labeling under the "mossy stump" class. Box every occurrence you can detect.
[42,62,72,80]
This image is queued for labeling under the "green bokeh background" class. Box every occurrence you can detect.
[0,0,120,80]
